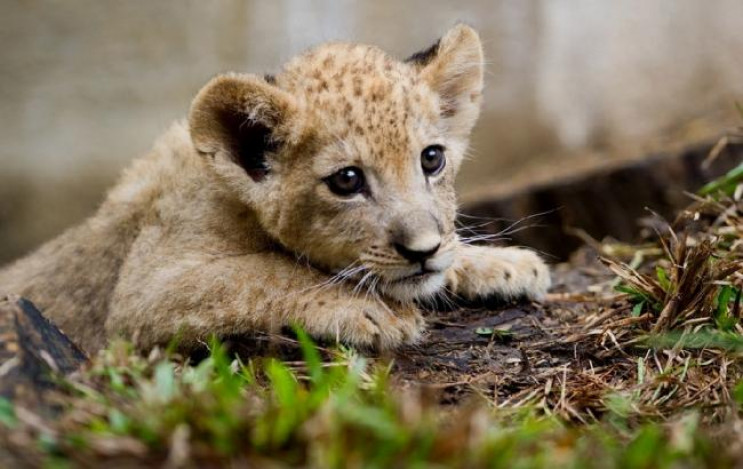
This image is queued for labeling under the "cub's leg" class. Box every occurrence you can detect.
[446,244,550,302]
[107,250,423,352]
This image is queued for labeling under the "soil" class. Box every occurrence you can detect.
[390,247,620,413]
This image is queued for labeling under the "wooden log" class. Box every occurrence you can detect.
[0,296,87,407]
[461,141,743,260]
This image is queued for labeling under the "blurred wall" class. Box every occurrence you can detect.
[1,0,743,262]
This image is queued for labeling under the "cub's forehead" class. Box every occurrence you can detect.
[276,43,441,137]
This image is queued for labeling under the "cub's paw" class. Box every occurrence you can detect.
[302,296,425,351]
[447,245,551,302]
[350,300,424,350]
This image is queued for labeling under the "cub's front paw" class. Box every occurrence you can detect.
[350,300,424,350]
[301,296,425,351]
[447,245,550,302]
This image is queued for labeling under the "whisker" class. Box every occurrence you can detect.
[458,233,508,244]
[363,275,381,304]
[289,261,366,298]
[455,208,560,246]
[352,271,374,297]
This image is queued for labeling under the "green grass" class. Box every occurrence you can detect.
[698,161,743,198]
[2,332,737,468]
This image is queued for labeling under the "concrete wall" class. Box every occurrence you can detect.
[1,0,742,261]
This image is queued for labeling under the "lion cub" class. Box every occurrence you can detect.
[0,25,550,354]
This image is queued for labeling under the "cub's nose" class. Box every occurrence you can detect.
[393,232,441,264]
[389,210,442,264]
[394,242,440,264]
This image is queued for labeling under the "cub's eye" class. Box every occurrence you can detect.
[421,145,446,176]
[324,166,366,196]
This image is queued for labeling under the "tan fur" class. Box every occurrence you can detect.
[0,25,550,354]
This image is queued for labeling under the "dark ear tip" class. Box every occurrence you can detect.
[405,38,441,67]
[405,24,482,68]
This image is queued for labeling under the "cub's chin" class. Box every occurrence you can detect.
[381,271,447,303]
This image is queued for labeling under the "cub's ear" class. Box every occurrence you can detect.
[407,24,484,138]
[188,74,300,181]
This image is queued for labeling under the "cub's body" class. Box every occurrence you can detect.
[0,26,550,354]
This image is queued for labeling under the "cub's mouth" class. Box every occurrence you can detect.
[379,268,448,303]
[348,244,456,302]
[390,267,441,284]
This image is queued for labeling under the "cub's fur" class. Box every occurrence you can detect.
[0,25,550,354]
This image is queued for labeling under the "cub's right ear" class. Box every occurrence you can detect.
[188,74,300,181]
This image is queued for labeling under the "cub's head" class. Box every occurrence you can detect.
[189,25,483,303]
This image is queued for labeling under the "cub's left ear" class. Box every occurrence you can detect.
[407,24,484,138]
[189,73,301,182]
